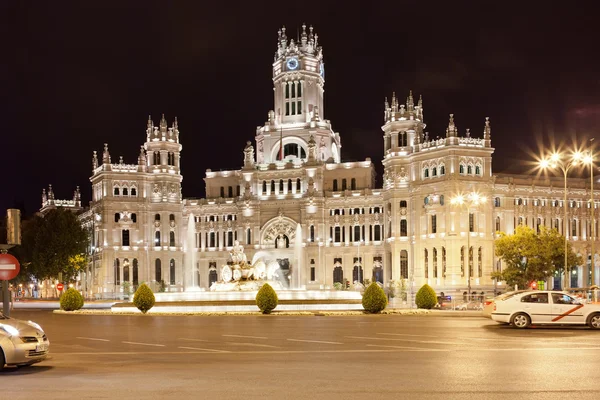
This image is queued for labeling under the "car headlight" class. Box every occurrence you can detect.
[0,323,20,337]
[27,321,43,331]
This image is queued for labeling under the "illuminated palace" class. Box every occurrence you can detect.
[43,25,598,298]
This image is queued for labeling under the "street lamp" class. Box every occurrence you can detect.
[539,151,582,289]
[450,192,487,301]
[583,146,596,287]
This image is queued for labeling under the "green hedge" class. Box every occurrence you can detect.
[60,287,84,311]
[133,283,155,314]
[256,283,278,314]
[415,284,437,309]
[362,282,388,313]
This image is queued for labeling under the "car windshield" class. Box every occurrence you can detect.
[496,290,528,301]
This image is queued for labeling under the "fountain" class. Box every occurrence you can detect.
[184,213,201,292]
[210,240,284,291]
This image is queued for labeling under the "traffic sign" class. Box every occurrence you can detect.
[57,283,64,291]
[0,253,20,280]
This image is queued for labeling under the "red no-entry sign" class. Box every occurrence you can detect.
[0,253,20,281]
[57,283,64,291]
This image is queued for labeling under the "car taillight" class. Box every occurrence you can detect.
[484,301,492,306]
[493,303,497,311]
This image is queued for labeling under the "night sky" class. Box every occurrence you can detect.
[4,1,600,217]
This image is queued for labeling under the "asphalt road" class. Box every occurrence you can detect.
[3,311,600,400]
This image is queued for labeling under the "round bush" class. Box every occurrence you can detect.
[60,287,84,311]
[415,284,437,309]
[362,282,388,313]
[256,283,278,314]
[133,283,156,314]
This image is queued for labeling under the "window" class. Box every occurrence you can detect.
[227,231,233,247]
[271,180,275,192]
[551,293,578,305]
[262,181,267,194]
[400,200,407,208]
[459,164,465,174]
[478,247,483,277]
[400,250,408,279]
[296,178,301,192]
[342,179,347,191]
[334,226,341,243]
[469,246,473,277]
[131,188,137,196]
[123,260,130,282]
[228,186,233,197]
[521,293,548,303]
[122,230,130,246]
[115,213,120,223]
[288,179,292,191]
[431,215,437,234]
[374,225,381,241]
[424,249,428,279]
[236,185,240,197]
[169,214,175,222]
[220,187,225,197]
[115,259,120,285]
[442,247,447,278]
[123,188,128,196]
[572,219,577,237]
[155,214,160,221]
[132,213,137,223]
[310,225,315,242]
[469,213,474,232]
[475,165,481,175]
[433,248,438,278]
[333,179,338,191]
[310,266,316,281]
[494,197,501,207]
[153,151,160,165]
[496,216,501,232]
[354,225,361,242]
[333,266,344,284]
[279,179,284,192]
[114,187,120,196]
[155,259,162,282]
[351,178,356,190]
[424,168,429,178]
[440,165,445,175]
[432,167,437,177]
[132,259,139,286]
[209,231,216,247]
[155,231,161,246]
[467,165,473,174]
[169,231,175,247]
[440,195,444,206]
[170,259,176,285]
[246,228,252,245]
[400,220,407,236]
[461,246,465,277]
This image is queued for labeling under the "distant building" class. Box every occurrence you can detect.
[44,25,598,298]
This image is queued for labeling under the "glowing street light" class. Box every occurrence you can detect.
[450,192,487,301]
[539,150,582,289]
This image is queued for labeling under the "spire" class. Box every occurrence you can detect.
[42,188,47,206]
[138,145,147,166]
[92,150,98,170]
[173,116,178,130]
[74,186,81,206]
[48,184,55,200]
[102,143,111,164]
[484,117,491,140]
[446,114,457,137]
[312,106,321,122]
[147,115,153,130]
[301,23,308,47]
[465,128,471,138]
[391,92,398,112]
[160,113,167,130]
[407,90,414,112]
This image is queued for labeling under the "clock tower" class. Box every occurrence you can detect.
[272,24,325,125]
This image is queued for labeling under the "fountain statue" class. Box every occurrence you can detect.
[211,240,282,291]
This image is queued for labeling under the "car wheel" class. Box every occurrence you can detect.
[0,348,5,371]
[511,312,531,329]
[587,313,600,329]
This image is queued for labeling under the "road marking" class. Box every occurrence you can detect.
[122,341,165,347]
[226,342,278,348]
[346,336,463,345]
[76,337,110,342]
[287,339,343,345]
[367,344,449,352]
[178,346,230,353]
[376,333,522,343]
[178,338,208,342]
[222,334,268,340]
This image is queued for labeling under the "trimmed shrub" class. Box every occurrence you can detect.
[60,287,84,311]
[256,283,278,314]
[415,284,437,309]
[133,283,156,314]
[362,282,388,313]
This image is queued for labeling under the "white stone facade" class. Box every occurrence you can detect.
[46,25,598,299]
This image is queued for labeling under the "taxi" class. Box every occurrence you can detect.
[491,290,600,329]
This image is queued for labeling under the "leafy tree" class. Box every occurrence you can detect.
[133,283,155,314]
[362,282,388,313]
[415,284,437,309]
[31,208,89,281]
[256,283,278,314]
[492,225,581,288]
[8,215,45,285]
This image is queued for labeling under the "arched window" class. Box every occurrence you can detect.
[374,225,381,241]
[467,165,473,174]
[496,216,501,232]
[155,259,162,282]
[440,165,445,175]
[433,248,438,278]
[285,83,289,99]
[342,179,347,191]
[296,178,301,192]
[271,180,275,193]
[424,168,429,178]
[228,186,233,197]
[155,231,161,246]
[169,214,175,223]
[170,259,176,285]
[262,181,267,194]
[155,214,160,221]
[478,247,483,277]
[400,250,408,279]
[132,259,139,286]
[131,187,137,196]
[288,179,292,191]
[494,197,501,207]
[153,151,160,165]
[131,213,137,223]
[209,269,218,287]
[459,164,465,174]
[475,165,481,175]
[246,228,252,245]
[469,246,474,277]
[424,249,429,279]
[123,259,130,282]
[169,231,175,247]
[114,259,120,285]
[353,265,363,283]
[432,167,437,177]
[354,225,361,242]
[310,225,315,242]
[122,229,130,246]
[220,187,225,197]
[442,247,447,278]
[351,178,356,190]
[114,187,120,196]
[400,200,407,208]
[114,213,120,223]
[123,187,128,196]
[333,179,338,191]
[461,246,465,277]
[279,179,284,192]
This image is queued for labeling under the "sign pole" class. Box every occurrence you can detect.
[0,245,15,317]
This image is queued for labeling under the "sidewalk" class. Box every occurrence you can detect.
[1,299,116,310]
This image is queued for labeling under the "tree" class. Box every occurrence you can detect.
[492,225,581,288]
[362,282,388,313]
[415,284,437,309]
[31,208,89,281]
[8,215,45,285]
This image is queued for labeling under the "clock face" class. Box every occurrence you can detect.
[286,57,299,70]
[320,63,325,78]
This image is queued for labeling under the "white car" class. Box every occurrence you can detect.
[491,290,600,329]
[0,311,50,369]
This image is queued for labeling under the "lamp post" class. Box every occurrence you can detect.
[540,151,582,289]
[450,192,487,301]
[584,145,596,287]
